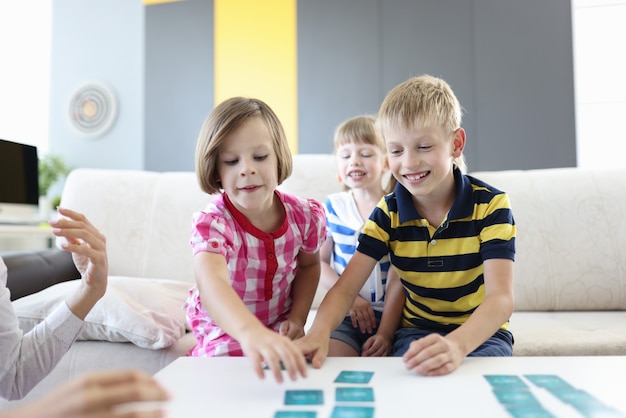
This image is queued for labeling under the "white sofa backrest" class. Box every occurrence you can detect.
[473,167,626,311]
[60,156,626,312]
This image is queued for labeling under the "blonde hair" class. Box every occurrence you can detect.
[194,97,293,195]
[377,74,467,172]
[333,115,394,194]
[333,115,386,153]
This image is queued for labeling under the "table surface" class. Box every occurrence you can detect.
[155,356,626,417]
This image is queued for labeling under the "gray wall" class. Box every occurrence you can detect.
[49,0,575,173]
[145,0,213,171]
[298,0,576,171]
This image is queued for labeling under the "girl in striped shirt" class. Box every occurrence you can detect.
[321,115,404,357]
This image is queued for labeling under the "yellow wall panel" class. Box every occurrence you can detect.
[215,0,298,153]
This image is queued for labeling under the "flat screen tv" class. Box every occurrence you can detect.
[0,138,42,224]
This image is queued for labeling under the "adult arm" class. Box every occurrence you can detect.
[0,207,108,400]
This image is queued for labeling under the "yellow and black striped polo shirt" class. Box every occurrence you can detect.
[357,167,516,332]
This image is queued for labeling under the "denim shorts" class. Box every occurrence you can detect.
[330,310,383,354]
[392,327,513,357]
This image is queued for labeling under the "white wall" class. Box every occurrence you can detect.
[0,0,51,155]
[572,0,626,169]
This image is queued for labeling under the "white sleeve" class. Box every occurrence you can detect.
[0,257,84,401]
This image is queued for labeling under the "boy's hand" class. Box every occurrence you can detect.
[240,327,308,383]
[294,332,330,369]
[402,333,464,376]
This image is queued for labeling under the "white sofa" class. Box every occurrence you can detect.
[3,154,626,409]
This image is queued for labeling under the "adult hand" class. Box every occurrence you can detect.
[402,333,464,376]
[240,327,308,384]
[348,296,376,334]
[49,207,108,320]
[1,370,169,418]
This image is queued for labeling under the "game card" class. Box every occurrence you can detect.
[335,387,375,402]
[330,406,375,418]
[334,371,374,384]
[284,390,324,406]
[524,374,572,390]
[484,375,528,389]
[492,388,541,407]
[274,411,317,418]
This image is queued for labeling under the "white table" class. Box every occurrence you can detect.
[155,356,626,417]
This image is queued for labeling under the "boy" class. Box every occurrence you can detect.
[297,75,516,376]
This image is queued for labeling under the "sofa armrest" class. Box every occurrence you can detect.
[1,249,80,301]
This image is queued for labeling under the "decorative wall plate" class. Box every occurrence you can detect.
[68,81,117,138]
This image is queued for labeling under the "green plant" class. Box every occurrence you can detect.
[38,154,71,199]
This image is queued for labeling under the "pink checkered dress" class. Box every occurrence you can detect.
[184,190,326,357]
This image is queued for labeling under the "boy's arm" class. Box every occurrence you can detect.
[284,250,321,338]
[194,252,307,383]
[448,258,514,353]
[296,251,378,367]
[402,258,514,376]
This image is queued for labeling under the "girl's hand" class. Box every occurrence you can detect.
[278,318,305,340]
[361,333,392,357]
[240,327,308,383]
[349,296,376,333]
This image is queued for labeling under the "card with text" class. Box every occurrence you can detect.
[334,371,374,384]
[284,390,324,406]
[336,387,375,403]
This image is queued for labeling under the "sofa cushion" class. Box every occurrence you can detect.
[13,276,190,349]
[510,311,626,355]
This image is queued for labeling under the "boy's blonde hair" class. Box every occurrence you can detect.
[195,97,293,195]
[377,74,467,172]
[333,115,394,194]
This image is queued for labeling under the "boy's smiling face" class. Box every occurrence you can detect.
[385,123,465,201]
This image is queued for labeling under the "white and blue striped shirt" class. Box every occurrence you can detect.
[324,191,390,311]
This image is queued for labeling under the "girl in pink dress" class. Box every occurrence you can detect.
[184,97,326,383]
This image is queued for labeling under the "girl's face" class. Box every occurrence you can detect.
[385,123,464,201]
[217,117,279,214]
[336,141,387,191]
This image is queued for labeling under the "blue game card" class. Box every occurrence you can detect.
[284,390,324,405]
[493,389,541,407]
[274,412,317,418]
[335,387,375,402]
[334,371,374,384]
[330,406,375,418]
[484,375,528,389]
[524,374,573,390]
